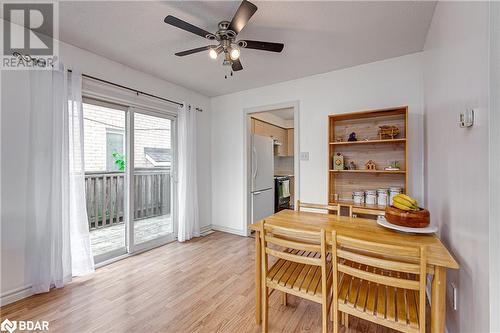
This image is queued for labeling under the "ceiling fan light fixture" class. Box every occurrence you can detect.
[230,46,240,60]
[209,48,218,60]
[164,0,284,74]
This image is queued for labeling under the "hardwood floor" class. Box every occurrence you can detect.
[0,232,420,332]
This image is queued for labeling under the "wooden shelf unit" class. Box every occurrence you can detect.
[328,107,408,210]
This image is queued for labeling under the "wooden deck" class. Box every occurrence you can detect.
[90,214,173,256]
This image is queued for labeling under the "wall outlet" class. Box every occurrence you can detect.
[300,152,309,161]
[447,282,458,310]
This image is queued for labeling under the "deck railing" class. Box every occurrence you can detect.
[85,167,171,230]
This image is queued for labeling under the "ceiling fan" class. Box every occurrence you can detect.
[164,0,284,76]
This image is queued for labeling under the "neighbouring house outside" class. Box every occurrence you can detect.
[83,103,172,172]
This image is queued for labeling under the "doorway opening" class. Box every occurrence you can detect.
[244,102,300,234]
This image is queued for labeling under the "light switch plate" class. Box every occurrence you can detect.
[459,108,475,128]
[300,152,309,161]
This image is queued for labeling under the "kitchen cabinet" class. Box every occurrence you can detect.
[252,118,289,156]
[287,129,294,156]
[275,131,287,156]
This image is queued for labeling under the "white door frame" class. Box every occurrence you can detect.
[127,106,178,254]
[243,100,300,236]
[489,2,500,330]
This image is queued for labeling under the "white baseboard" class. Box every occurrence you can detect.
[0,285,33,306]
[210,224,249,237]
[200,225,213,236]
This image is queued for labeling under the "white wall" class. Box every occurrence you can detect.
[1,40,212,303]
[489,3,500,332]
[422,2,490,332]
[210,53,425,234]
[0,70,32,303]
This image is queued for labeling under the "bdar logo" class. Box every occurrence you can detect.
[0,319,48,332]
[0,319,17,333]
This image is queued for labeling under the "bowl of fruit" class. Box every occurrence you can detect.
[385,194,430,228]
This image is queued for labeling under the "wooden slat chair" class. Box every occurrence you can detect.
[350,206,385,219]
[331,232,426,333]
[296,200,340,215]
[260,221,333,333]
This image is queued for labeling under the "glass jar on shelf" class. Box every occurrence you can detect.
[377,188,389,206]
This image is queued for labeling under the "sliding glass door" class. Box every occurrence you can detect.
[129,109,177,252]
[83,100,128,263]
[83,100,177,263]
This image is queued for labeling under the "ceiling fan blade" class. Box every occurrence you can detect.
[228,0,258,35]
[232,59,243,71]
[164,15,216,40]
[239,40,284,53]
[175,45,217,57]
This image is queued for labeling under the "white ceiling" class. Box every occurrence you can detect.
[59,1,436,97]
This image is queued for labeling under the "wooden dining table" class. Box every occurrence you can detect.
[249,209,459,333]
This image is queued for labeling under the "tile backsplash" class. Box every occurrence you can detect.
[274,156,294,175]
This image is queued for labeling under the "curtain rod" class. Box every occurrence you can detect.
[11,52,202,112]
[70,70,203,112]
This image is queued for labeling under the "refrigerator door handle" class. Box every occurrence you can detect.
[252,145,258,179]
[253,190,262,195]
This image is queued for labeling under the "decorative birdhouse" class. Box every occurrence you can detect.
[365,160,377,170]
[333,153,344,170]
[378,125,400,139]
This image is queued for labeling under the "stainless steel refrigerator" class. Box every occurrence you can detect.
[251,134,275,223]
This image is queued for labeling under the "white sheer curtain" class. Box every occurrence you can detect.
[28,65,94,293]
[177,104,200,242]
[67,70,94,276]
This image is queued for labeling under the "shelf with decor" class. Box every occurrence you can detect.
[329,138,406,146]
[328,199,388,211]
[329,169,406,174]
[328,106,408,212]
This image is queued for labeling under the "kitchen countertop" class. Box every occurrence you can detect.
[274,171,294,177]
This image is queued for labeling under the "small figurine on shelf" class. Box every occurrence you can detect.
[347,161,357,170]
[333,153,344,170]
[365,160,377,170]
[348,132,357,141]
[384,160,401,171]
